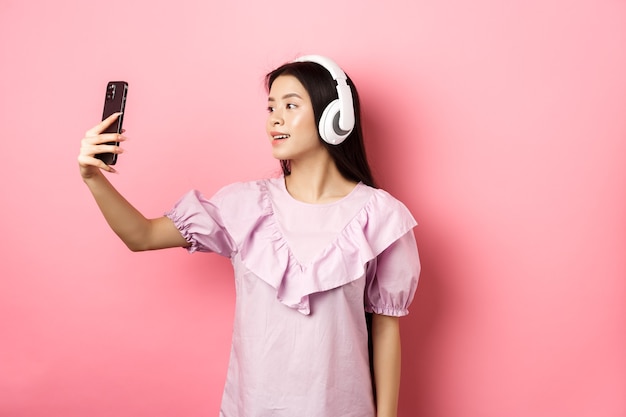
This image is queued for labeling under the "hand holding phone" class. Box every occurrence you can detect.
[95,81,128,165]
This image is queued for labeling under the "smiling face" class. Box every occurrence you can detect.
[266,75,327,163]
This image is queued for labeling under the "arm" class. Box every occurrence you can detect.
[78,114,189,252]
[372,313,402,417]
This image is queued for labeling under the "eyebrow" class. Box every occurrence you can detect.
[267,93,303,102]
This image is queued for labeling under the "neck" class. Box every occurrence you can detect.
[285,159,357,204]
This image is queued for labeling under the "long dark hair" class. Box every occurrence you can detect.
[266,60,376,188]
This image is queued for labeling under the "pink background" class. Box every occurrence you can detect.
[1,0,625,416]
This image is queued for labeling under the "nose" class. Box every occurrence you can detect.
[269,109,283,126]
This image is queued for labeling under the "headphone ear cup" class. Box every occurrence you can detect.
[319,99,351,145]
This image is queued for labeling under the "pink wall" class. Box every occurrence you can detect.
[1,0,624,416]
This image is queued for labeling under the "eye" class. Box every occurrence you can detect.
[286,103,297,110]
[267,106,275,113]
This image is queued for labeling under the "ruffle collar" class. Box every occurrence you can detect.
[220,178,416,315]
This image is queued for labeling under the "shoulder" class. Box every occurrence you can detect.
[357,186,418,252]
[363,185,414,219]
[208,178,278,225]
[212,177,276,202]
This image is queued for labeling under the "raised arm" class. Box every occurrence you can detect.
[78,113,189,251]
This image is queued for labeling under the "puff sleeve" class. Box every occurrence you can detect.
[364,230,420,316]
[165,189,236,257]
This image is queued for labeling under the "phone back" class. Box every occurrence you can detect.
[97,81,128,165]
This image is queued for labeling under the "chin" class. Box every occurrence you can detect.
[271,149,291,160]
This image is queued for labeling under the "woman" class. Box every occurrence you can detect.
[78,55,420,417]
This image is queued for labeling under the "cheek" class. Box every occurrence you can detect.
[294,111,318,133]
[265,114,274,132]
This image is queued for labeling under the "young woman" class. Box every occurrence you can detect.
[78,55,420,417]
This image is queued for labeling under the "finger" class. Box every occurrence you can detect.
[81,133,127,146]
[96,144,125,155]
[78,154,117,173]
[85,112,123,136]
[79,141,124,159]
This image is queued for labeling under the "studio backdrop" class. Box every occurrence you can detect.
[1,0,624,416]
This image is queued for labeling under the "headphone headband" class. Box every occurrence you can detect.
[294,55,347,82]
[293,55,355,145]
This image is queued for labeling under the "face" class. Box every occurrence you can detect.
[266,75,325,162]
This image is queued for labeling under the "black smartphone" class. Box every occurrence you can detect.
[96,81,128,165]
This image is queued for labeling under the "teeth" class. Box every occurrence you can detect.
[274,134,290,139]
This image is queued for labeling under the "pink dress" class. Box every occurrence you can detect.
[166,176,420,417]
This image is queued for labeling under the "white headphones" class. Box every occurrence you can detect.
[293,55,355,145]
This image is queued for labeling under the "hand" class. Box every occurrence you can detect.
[78,112,127,178]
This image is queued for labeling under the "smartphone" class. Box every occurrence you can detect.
[96,81,128,165]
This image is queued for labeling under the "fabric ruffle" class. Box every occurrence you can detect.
[165,190,236,257]
[214,180,417,315]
